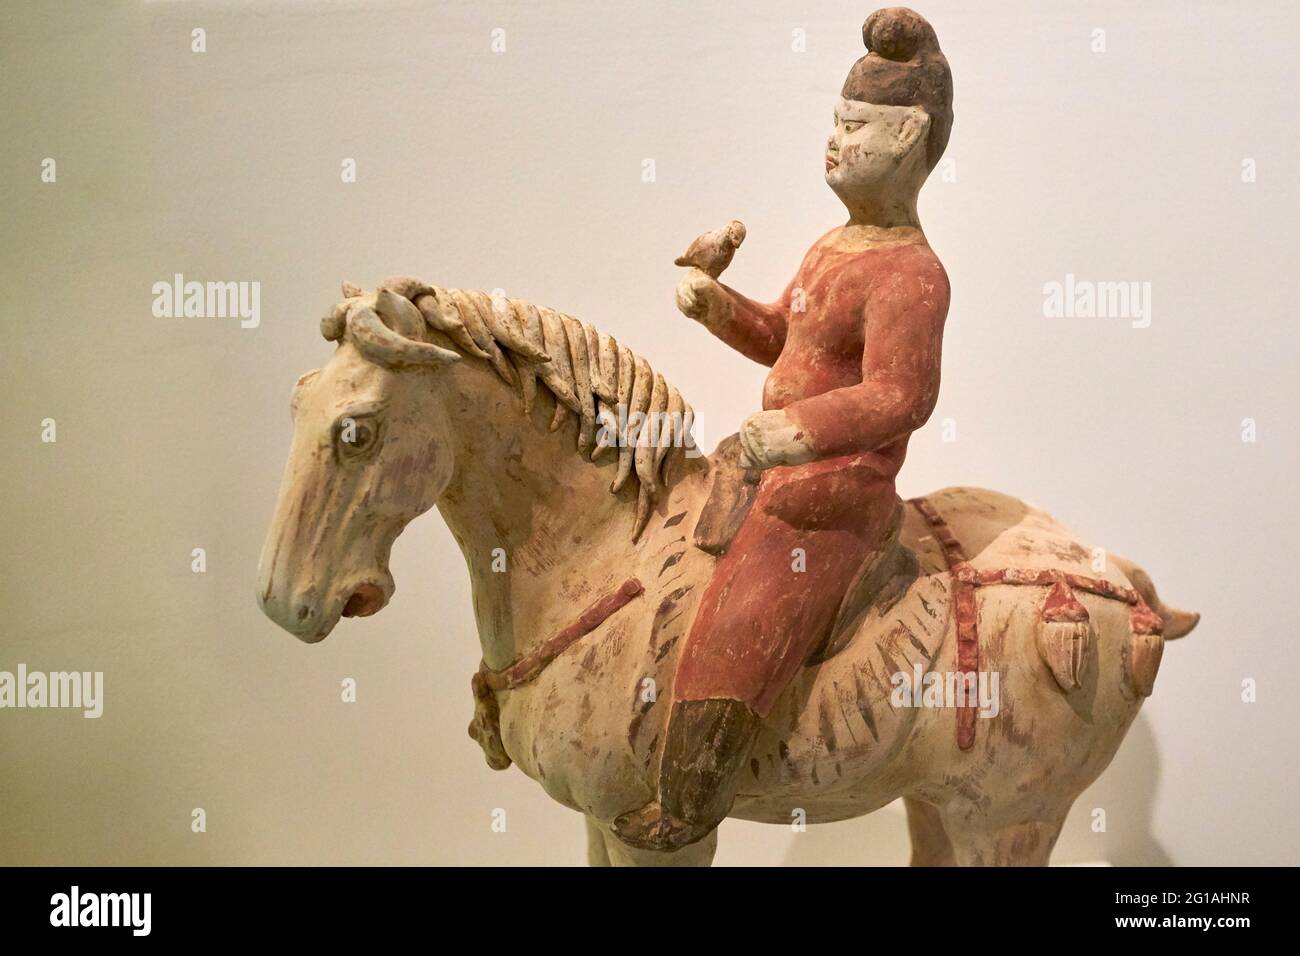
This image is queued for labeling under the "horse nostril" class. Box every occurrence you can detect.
[342,583,385,618]
[296,605,311,622]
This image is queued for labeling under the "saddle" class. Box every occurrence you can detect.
[691,433,761,556]
[812,500,915,663]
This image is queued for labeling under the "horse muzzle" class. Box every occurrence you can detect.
[257,572,393,644]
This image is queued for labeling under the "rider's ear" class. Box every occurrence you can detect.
[892,108,931,163]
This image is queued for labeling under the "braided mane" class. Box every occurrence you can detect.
[323,277,697,539]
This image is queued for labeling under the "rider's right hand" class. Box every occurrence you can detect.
[675,268,731,331]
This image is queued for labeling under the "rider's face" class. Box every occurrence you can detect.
[825,97,929,196]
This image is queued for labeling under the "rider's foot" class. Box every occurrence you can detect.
[611,698,761,852]
[611,801,715,852]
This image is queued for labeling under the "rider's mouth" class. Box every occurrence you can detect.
[342,582,386,618]
[825,154,838,170]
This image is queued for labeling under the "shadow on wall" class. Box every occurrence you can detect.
[1065,712,1173,867]
[778,712,1172,866]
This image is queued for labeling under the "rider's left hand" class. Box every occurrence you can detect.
[738,409,816,470]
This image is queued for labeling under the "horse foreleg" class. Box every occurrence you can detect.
[904,797,956,866]
[585,815,612,866]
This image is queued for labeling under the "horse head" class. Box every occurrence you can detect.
[256,284,461,642]
[257,277,699,645]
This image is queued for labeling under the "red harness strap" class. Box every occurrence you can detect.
[478,577,645,693]
[468,577,646,770]
[909,497,980,749]
[909,497,1163,750]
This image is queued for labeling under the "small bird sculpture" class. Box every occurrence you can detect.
[674,220,747,278]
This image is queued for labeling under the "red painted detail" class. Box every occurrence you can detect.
[909,496,1170,749]
[950,565,1143,605]
[1040,580,1090,623]
[480,578,645,693]
[1129,600,1164,636]
[908,496,979,749]
[911,496,968,566]
[952,580,979,750]
[1063,573,1138,604]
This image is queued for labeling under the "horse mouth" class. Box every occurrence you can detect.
[341,582,386,618]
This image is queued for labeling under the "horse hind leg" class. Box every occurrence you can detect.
[905,797,956,866]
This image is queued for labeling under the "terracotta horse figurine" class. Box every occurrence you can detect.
[256,278,1198,866]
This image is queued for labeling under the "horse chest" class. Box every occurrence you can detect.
[496,645,659,819]
[495,549,711,817]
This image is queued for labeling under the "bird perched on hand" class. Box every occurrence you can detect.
[674,220,747,279]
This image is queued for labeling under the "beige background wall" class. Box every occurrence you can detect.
[2,0,1296,865]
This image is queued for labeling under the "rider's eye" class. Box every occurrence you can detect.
[843,121,862,133]
[334,415,381,459]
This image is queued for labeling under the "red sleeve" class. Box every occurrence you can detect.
[708,279,792,367]
[783,248,949,459]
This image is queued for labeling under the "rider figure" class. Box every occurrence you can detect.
[614,6,954,852]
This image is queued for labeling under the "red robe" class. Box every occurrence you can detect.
[676,235,950,716]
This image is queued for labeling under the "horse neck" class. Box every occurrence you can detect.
[432,360,644,669]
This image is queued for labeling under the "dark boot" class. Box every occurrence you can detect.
[612,698,761,852]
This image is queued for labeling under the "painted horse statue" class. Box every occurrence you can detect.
[256,278,1199,866]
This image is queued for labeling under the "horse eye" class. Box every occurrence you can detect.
[335,415,381,458]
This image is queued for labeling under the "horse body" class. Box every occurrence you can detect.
[488,477,1160,866]
[257,282,1197,867]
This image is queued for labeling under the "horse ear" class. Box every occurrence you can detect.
[341,280,363,298]
[348,304,460,368]
[374,288,426,338]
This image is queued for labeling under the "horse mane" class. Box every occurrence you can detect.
[324,277,697,540]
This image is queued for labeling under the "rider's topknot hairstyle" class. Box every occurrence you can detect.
[841,7,953,170]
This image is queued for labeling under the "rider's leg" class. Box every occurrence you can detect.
[613,460,895,852]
